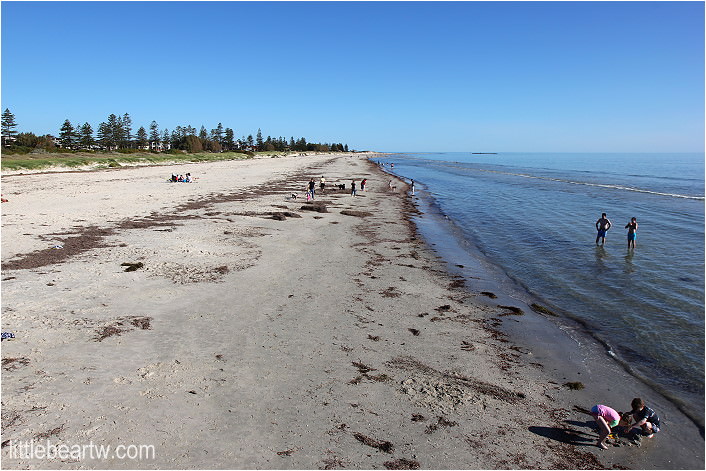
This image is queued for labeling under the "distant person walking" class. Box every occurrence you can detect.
[411,179,415,195]
[361,178,367,191]
[351,180,357,196]
[320,176,326,194]
[308,179,316,199]
[595,213,612,245]
[625,217,638,249]
[388,179,393,191]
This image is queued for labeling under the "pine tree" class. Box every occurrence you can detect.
[1,108,18,146]
[212,123,224,146]
[59,119,75,148]
[199,126,208,141]
[161,129,170,151]
[136,126,148,149]
[149,121,159,150]
[256,128,263,150]
[122,113,132,148]
[78,122,94,149]
[97,122,112,150]
[224,128,235,151]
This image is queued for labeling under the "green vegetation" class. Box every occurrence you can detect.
[1,108,350,159]
[1,150,254,172]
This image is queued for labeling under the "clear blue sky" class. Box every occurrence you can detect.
[2,1,704,152]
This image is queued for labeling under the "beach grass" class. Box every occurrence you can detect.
[0,150,256,172]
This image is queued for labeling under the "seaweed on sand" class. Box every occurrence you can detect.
[341,210,373,217]
[353,432,394,453]
[383,458,420,470]
[2,357,30,371]
[498,305,524,316]
[94,325,125,342]
[121,262,144,272]
[530,303,558,317]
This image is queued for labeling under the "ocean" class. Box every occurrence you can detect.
[373,152,704,423]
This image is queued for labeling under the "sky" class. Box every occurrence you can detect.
[1,1,704,153]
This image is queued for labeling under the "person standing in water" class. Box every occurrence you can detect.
[625,217,638,249]
[595,213,612,245]
[410,179,415,195]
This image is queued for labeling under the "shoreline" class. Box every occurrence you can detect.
[401,172,704,434]
[376,158,704,467]
[1,153,703,469]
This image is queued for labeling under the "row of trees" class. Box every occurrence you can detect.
[1,109,349,154]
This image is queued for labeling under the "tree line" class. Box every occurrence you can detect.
[1,108,349,154]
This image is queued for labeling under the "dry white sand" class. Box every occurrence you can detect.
[1,153,702,469]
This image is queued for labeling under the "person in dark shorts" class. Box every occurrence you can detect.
[595,213,612,245]
[625,397,660,438]
[625,217,638,249]
[320,176,326,194]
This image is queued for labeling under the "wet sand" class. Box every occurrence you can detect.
[1,153,703,469]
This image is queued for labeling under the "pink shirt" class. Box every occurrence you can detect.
[592,404,620,422]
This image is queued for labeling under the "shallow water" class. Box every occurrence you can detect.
[375,152,705,422]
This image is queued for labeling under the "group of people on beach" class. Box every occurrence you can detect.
[304,176,367,201]
[589,398,660,449]
[595,213,638,249]
[169,173,193,183]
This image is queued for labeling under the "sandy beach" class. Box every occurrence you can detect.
[1,153,703,469]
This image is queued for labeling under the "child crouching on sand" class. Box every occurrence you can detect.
[624,398,661,439]
[590,404,621,449]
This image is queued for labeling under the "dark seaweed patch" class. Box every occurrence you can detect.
[1,357,30,371]
[425,416,459,434]
[300,204,329,213]
[498,305,524,316]
[352,361,376,374]
[530,303,558,317]
[34,425,64,440]
[383,458,420,470]
[353,432,394,453]
[130,316,152,330]
[121,262,144,272]
[94,325,125,342]
[341,210,373,217]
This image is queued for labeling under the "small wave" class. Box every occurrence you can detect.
[465,167,705,201]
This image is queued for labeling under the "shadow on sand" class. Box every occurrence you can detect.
[528,420,597,447]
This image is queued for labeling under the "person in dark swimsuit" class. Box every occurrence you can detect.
[625,217,638,249]
[596,213,612,245]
